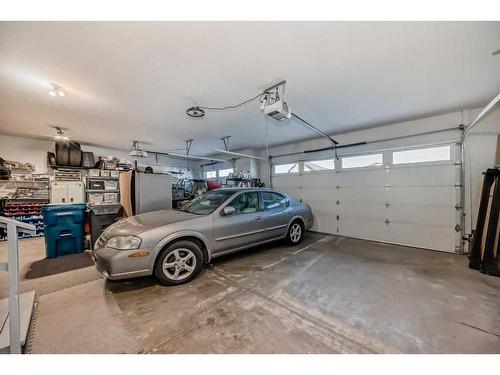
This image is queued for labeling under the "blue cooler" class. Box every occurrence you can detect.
[42,203,86,258]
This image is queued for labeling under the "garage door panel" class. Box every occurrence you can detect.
[340,187,389,204]
[389,186,456,206]
[338,202,386,221]
[339,219,389,243]
[273,175,301,187]
[301,173,336,187]
[387,223,456,252]
[272,143,459,253]
[387,205,456,227]
[299,189,339,203]
[307,201,338,216]
[285,189,304,201]
[336,169,387,186]
[312,215,338,234]
[388,165,457,186]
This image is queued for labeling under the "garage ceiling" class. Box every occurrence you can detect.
[0,21,499,155]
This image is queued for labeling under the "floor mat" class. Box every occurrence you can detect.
[25,252,94,279]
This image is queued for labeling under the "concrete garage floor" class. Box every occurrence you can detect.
[1,233,500,353]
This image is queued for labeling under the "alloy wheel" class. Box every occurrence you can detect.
[290,223,302,243]
[162,248,197,281]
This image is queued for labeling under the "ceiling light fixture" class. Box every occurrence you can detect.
[186,106,205,118]
[130,140,148,157]
[49,83,65,97]
[53,126,69,140]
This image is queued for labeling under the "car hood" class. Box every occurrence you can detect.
[104,210,200,237]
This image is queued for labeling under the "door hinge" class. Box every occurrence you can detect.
[385,218,390,225]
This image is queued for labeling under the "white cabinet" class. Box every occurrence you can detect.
[50,181,85,204]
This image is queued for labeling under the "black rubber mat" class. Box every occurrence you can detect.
[25,252,94,279]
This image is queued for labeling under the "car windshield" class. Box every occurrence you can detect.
[181,190,236,215]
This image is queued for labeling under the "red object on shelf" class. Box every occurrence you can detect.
[207,180,222,190]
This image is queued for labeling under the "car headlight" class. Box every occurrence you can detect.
[106,236,142,250]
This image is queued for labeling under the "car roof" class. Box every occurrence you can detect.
[211,187,287,194]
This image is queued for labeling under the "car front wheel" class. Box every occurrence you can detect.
[285,220,304,245]
[154,240,203,285]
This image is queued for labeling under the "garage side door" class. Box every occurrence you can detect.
[272,144,461,253]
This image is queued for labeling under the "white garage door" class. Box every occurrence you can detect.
[272,144,461,253]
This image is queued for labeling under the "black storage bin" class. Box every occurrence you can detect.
[89,204,123,248]
[88,180,105,190]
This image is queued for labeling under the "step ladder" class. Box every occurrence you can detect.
[0,216,36,354]
[468,167,500,276]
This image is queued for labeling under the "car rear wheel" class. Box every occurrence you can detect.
[154,240,203,285]
[285,220,304,245]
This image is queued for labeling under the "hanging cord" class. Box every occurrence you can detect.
[198,92,269,111]
[265,115,270,159]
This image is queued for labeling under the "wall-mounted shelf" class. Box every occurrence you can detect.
[86,189,119,193]
[86,176,119,180]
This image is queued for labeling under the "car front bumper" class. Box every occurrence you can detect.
[92,246,152,280]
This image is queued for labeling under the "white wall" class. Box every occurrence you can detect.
[0,135,51,174]
[465,107,500,232]
[256,107,500,237]
[201,147,261,180]
[0,134,203,179]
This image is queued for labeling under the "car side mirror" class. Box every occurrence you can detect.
[221,206,236,216]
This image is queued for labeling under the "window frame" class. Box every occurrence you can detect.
[391,145,452,166]
[204,170,217,179]
[303,158,336,173]
[217,168,234,178]
[273,162,300,175]
[341,153,384,170]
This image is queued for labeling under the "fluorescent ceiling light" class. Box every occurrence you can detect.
[167,152,227,163]
[212,148,268,162]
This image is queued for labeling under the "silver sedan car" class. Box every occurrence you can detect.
[92,188,313,285]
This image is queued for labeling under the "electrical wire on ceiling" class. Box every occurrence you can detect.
[187,80,339,156]
[186,92,271,118]
[197,92,270,111]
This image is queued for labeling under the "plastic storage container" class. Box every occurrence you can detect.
[89,204,122,249]
[42,203,86,258]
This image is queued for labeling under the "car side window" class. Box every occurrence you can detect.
[262,192,289,210]
[226,192,260,214]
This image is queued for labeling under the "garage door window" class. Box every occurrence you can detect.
[218,168,233,177]
[392,145,451,165]
[342,154,383,169]
[205,171,216,179]
[274,163,299,174]
[262,192,289,210]
[304,159,335,172]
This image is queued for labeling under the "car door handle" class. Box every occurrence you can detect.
[255,216,262,221]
